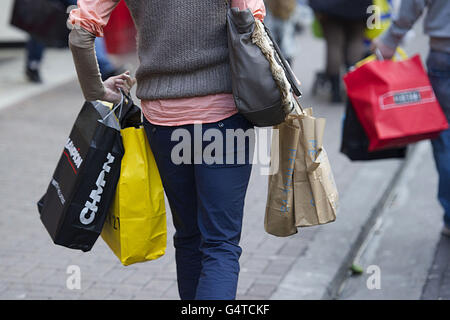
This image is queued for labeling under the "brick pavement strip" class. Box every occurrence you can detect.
[246,283,278,299]
[120,270,155,288]
[263,259,295,277]
[334,142,445,300]
[161,282,182,300]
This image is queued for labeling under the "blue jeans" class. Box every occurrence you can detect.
[26,38,45,67]
[26,0,115,75]
[143,113,254,300]
[427,50,450,227]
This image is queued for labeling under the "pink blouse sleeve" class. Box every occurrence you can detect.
[69,0,120,37]
[70,0,265,37]
[232,0,266,21]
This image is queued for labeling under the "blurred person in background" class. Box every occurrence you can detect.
[309,0,372,103]
[372,0,450,236]
[363,0,393,52]
[25,0,121,83]
[264,0,298,65]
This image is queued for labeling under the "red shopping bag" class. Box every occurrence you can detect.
[103,0,136,54]
[344,54,448,151]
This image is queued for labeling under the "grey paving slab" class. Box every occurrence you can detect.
[0,49,77,112]
[422,235,450,300]
[338,142,444,300]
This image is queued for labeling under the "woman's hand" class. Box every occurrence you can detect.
[102,71,136,103]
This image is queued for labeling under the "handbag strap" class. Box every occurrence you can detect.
[225,0,304,115]
[225,0,301,97]
[263,24,302,98]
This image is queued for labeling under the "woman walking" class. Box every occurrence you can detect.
[68,0,265,300]
[309,0,371,103]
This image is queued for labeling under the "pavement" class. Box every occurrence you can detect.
[0,20,448,300]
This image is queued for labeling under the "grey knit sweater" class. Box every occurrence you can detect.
[123,0,232,100]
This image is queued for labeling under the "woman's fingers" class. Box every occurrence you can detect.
[102,87,122,104]
[113,71,136,92]
[115,79,129,87]
[114,79,125,86]
[104,71,136,96]
[122,74,135,87]
[114,80,131,94]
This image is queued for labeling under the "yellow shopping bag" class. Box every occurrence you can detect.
[355,47,408,68]
[101,125,166,266]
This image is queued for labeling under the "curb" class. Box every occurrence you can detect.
[0,49,78,112]
[0,76,77,112]
[323,143,420,299]
[270,145,414,300]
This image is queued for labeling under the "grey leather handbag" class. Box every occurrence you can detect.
[226,1,302,127]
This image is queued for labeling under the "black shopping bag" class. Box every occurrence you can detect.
[38,100,125,252]
[10,0,70,48]
[340,98,407,161]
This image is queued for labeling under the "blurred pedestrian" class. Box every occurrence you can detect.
[363,0,393,51]
[68,0,264,300]
[264,0,298,65]
[309,0,371,103]
[372,0,450,236]
[25,0,120,83]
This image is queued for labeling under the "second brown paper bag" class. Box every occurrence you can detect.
[265,108,338,237]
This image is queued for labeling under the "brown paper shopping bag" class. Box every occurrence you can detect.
[293,109,338,227]
[264,118,300,237]
[264,105,338,237]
